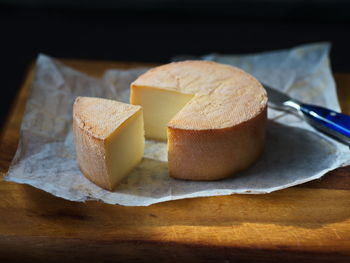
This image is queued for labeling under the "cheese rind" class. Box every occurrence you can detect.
[73,97,144,190]
[132,61,267,131]
[131,61,267,181]
[168,107,267,180]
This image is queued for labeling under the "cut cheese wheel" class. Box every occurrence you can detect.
[131,61,267,180]
[73,97,144,190]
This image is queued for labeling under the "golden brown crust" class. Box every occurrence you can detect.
[73,96,141,140]
[168,106,267,180]
[73,120,112,190]
[132,60,267,130]
[73,96,142,190]
[132,61,268,181]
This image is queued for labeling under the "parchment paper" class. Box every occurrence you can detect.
[5,42,350,206]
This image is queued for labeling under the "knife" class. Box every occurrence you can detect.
[264,84,350,146]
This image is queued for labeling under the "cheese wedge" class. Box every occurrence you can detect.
[73,97,144,190]
[131,61,267,180]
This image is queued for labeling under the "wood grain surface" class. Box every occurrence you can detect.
[0,60,350,263]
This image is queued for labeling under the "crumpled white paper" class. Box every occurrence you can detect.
[5,42,350,206]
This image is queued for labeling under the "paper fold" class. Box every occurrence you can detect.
[6,43,349,206]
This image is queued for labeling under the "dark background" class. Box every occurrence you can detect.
[1,0,350,130]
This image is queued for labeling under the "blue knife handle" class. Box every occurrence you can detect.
[299,104,350,145]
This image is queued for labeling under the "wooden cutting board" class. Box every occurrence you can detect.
[1,60,350,263]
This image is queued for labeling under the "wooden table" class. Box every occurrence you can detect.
[1,60,350,263]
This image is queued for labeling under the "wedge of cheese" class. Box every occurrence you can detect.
[131,61,267,181]
[73,97,144,191]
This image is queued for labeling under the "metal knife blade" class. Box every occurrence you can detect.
[264,85,300,112]
[263,84,350,145]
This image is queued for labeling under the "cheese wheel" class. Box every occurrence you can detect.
[73,97,144,190]
[131,61,267,180]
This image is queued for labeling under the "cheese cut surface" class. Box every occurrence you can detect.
[73,97,144,190]
[131,86,194,140]
[131,61,267,181]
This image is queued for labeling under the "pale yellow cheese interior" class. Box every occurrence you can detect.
[130,61,267,142]
[74,61,267,186]
[73,97,144,190]
[130,61,267,181]
[130,86,194,140]
[105,110,144,187]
